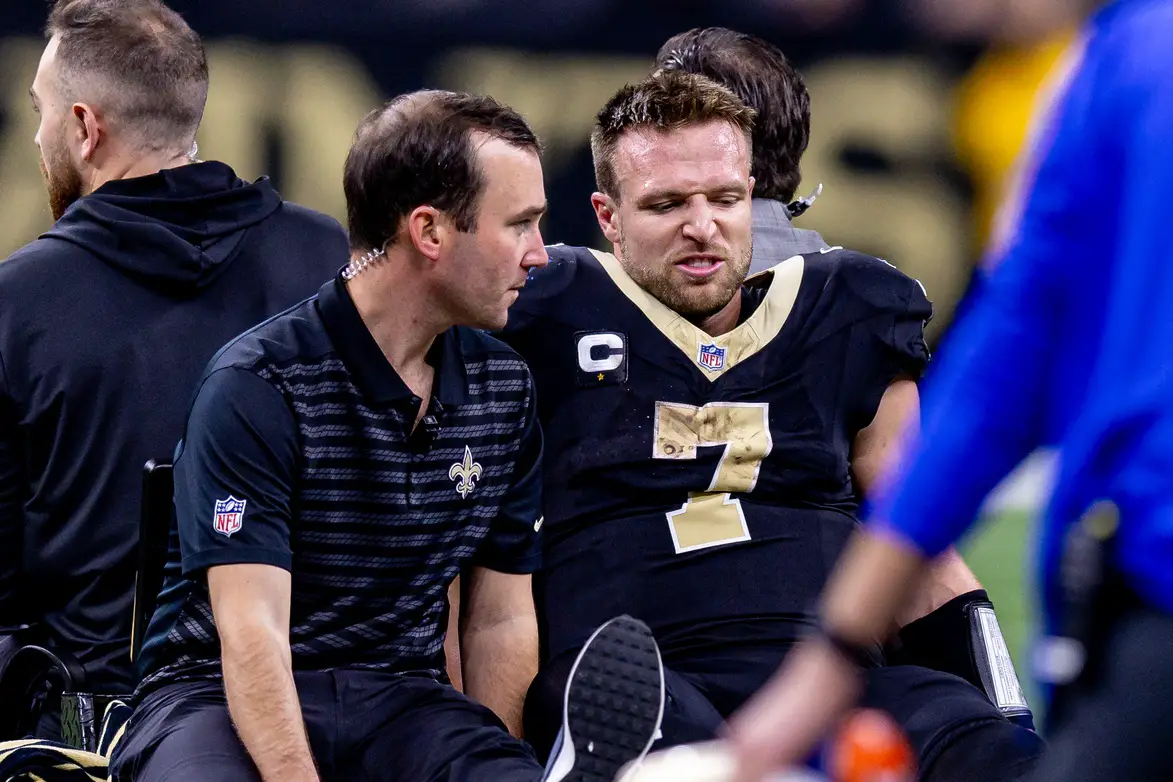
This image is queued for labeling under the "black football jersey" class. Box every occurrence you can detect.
[501,245,931,665]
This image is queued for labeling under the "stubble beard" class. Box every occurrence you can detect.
[40,135,83,221]
[618,233,752,322]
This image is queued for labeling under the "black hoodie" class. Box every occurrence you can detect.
[0,161,346,696]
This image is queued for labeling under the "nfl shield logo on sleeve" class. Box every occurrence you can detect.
[213,496,247,537]
[696,343,726,372]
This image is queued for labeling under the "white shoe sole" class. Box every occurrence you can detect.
[542,615,665,782]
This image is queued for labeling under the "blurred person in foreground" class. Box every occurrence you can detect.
[0,0,345,736]
[724,2,1173,780]
[508,69,1040,782]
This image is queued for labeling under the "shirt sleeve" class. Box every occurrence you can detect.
[174,367,299,575]
[889,279,933,381]
[471,383,543,574]
[839,254,934,435]
[499,245,580,342]
[0,354,23,626]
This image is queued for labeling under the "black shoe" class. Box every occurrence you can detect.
[541,615,665,782]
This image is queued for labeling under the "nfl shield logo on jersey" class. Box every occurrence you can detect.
[213,496,247,537]
[696,343,726,372]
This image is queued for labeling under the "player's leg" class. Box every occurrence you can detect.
[1029,603,1173,782]
[355,615,664,782]
[343,671,543,782]
[653,670,727,750]
[863,666,1044,782]
[111,672,338,782]
[108,681,262,781]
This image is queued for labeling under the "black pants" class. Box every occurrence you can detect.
[110,670,543,782]
[526,648,1043,781]
[1029,601,1173,782]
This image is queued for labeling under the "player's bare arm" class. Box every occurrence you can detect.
[209,563,319,782]
[851,378,983,626]
[459,567,539,737]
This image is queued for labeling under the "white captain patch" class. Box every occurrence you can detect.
[574,331,628,386]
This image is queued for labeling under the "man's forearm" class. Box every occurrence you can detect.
[222,626,318,782]
[823,529,928,646]
[461,615,538,736]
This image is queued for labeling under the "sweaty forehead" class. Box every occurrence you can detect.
[613,121,750,195]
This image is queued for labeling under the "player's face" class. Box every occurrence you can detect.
[32,37,85,221]
[594,120,754,322]
[445,136,549,331]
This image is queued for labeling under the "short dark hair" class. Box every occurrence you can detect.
[592,71,756,202]
[343,90,542,253]
[655,28,810,203]
[46,0,208,152]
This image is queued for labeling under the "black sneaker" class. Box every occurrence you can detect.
[541,615,665,782]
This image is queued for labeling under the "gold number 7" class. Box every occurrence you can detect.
[653,402,773,554]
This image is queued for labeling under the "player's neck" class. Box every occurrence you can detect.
[688,292,742,336]
[346,264,447,380]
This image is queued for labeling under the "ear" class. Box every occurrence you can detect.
[72,103,102,163]
[748,175,756,199]
[406,205,445,262]
[591,192,622,246]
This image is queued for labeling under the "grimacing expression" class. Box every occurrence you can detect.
[602,120,754,321]
[32,37,85,221]
[445,136,549,331]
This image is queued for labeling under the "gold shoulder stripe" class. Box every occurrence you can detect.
[589,249,803,381]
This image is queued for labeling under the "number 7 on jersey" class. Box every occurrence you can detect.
[653,402,773,554]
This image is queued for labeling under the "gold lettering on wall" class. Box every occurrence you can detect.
[0,38,53,259]
[0,39,381,259]
[0,41,971,330]
[435,48,649,176]
[198,41,381,222]
[801,57,969,333]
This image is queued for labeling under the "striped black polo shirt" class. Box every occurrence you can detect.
[136,274,542,694]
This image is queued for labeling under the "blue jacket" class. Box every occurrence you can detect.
[873,0,1173,629]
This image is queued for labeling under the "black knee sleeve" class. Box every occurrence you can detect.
[887,590,1035,730]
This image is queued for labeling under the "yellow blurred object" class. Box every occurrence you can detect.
[953,31,1077,253]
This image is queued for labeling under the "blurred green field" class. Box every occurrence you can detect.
[960,509,1041,708]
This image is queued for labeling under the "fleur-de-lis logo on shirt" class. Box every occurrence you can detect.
[449,446,483,499]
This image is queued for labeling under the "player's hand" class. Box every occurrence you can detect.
[724,638,863,782]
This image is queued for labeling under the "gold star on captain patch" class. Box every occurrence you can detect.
[597,373,604,381]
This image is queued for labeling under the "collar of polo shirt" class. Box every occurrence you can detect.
[315,273,470,408]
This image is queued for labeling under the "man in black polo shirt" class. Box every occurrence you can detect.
[110,91,665,782]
